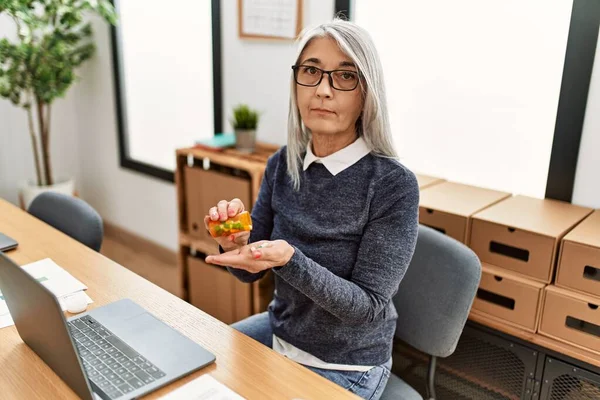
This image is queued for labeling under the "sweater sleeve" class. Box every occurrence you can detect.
[273,168,419,323]
[225,150,279,283]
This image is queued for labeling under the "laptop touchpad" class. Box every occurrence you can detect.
[120,313,192,364]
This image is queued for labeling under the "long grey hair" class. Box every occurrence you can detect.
[286,18,397,190]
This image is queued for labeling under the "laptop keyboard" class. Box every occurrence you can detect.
[68,315,166,399]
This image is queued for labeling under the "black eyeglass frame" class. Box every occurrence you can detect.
[291,65,361,91]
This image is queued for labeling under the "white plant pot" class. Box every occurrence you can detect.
[20,178,76,210]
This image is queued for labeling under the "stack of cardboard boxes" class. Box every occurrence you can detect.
[415,173,445,190]
[541,210,600,354]
[416,176,599,353]
[469,195,591,334]
[417,180,510,244]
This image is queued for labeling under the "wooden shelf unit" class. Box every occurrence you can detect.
[175,143,280,323]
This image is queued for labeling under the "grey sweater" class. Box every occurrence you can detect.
[227,147,420,365]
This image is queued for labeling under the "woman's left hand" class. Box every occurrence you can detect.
[205,240,295,273]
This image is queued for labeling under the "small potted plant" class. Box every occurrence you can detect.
[0,0,117,208]
[231,104,260,153]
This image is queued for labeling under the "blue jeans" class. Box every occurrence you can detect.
[231,312,392,400]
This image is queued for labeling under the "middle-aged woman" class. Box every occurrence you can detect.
[204,18,420,400]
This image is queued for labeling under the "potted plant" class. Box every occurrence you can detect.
[0,0,117,208]
[231,104,260,153]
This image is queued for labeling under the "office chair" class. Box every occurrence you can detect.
[381,225,482,400]
[28,191,104,252]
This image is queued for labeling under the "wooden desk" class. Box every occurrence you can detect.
[0,198,357,400]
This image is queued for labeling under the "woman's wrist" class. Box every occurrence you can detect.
[220,241,244,253]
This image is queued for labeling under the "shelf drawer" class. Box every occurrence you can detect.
[187,255,252,324]
[184,166,251,241]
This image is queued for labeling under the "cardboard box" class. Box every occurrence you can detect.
[418,182,511,243]
[470,264,545,333]
[415,173,444,190]
[470,196,593,283]
[187,255,252,325]
[556,210,600,297]
[539,285,600,355]
[184,166,252,242]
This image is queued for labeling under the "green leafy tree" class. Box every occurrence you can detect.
[0,0,117,186]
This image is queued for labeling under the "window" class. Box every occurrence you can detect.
[354,0,575,197]
[111,0,221,181]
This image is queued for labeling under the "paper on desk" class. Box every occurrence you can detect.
[0,292,93,329]
[0,258,87,301]
[159,374,245,400]
[22,258,87,297]
[0,258,92,329]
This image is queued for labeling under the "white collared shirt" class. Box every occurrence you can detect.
[272,335,374,372]
[272,136,374,372]
[303,136,371,175]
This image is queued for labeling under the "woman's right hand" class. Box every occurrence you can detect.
[204,198,250,252]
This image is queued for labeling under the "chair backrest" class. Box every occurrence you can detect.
[393,225,481,358]
[28,192,104,252]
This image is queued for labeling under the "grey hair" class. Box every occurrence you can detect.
[286,18,398,190]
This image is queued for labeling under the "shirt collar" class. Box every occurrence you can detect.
[303,136,371,176]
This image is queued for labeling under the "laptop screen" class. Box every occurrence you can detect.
[0,253,94,400]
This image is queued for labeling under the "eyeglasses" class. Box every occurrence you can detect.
[291,65,360,91]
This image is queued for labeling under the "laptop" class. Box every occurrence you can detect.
[0,232,18,252]
[0,253,215,400]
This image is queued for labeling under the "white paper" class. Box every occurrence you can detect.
[159,374,245,400]
[0,314,13,329]
[22,258,88,297]
[0,301,7,316]
[0,292,93,329]
[0,258,92,329]
[242,0,298,39]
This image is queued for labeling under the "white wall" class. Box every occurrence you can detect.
[223,0,335,144]
[572,28,600,209]
[73,15,179,250]
[72,0,335,250]
[0,16,81,206]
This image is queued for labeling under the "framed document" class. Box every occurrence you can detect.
[238,0,303,40]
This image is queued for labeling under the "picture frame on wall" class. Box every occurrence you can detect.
[238,0,303,40]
